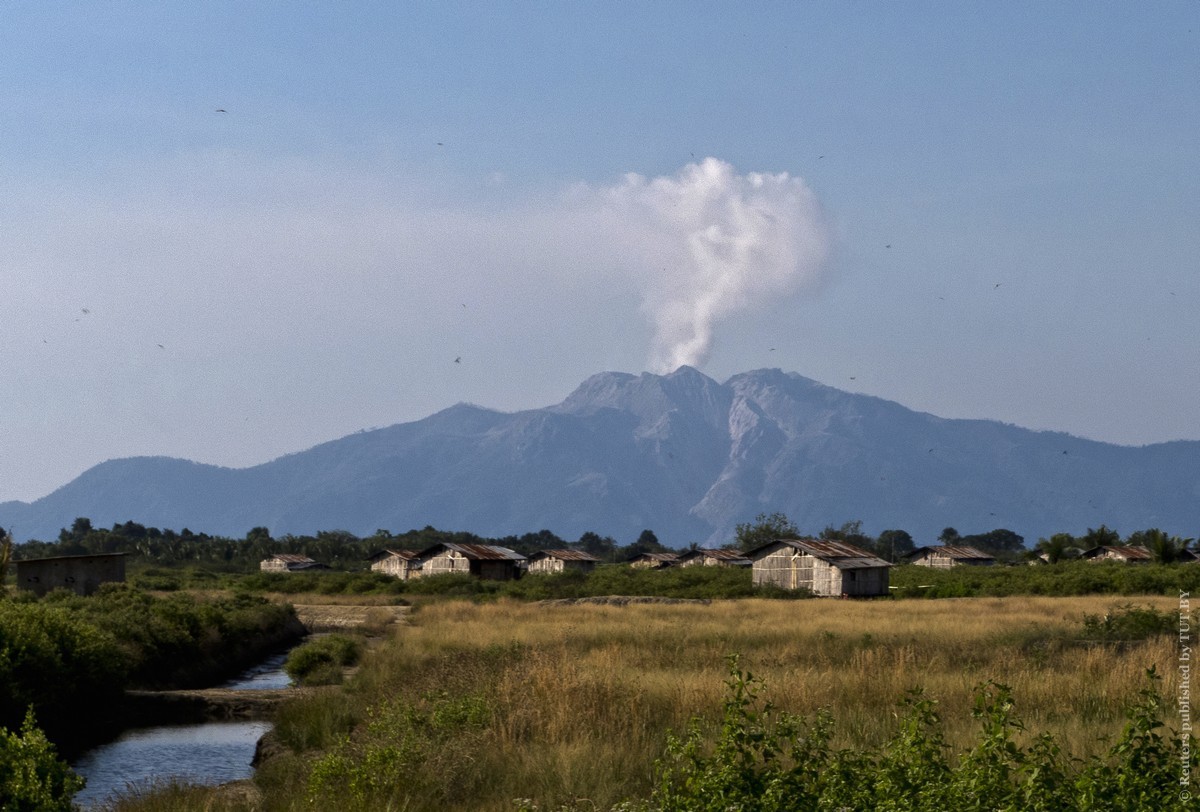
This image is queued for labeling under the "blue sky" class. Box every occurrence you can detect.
[2,3,1198,502]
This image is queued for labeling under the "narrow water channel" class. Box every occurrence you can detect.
[71,652,294,808]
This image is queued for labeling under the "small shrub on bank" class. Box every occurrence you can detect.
[285,634,363,686]
[0,709,83,812]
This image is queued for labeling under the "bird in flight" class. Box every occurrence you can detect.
[215,109,227,113]
[81,308,90,315]
[454,356,461,364]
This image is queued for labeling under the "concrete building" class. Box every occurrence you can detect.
[15,552,126,597]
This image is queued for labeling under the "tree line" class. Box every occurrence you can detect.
[7,517,673,571]
[6,515,1195,572]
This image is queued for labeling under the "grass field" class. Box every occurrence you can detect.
[105,594,1193,811]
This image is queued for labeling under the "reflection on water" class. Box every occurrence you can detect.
[221,650,294,690]
[72,721,272,809]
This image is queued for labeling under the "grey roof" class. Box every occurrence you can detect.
[626,552,679,563]
[908,545,994,561]
[530,549,601,562]
[418,543,526,562]
[746,538,892,570]
[368,548,419,561]
[1080,545,1153,561]
[267,554,316,564]
[675,548,752,565]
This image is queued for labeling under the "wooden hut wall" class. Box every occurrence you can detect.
[528,557,565,575]
[421,550,471,576]
[371,556,415,580]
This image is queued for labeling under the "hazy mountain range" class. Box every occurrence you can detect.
[4,367,1198,546]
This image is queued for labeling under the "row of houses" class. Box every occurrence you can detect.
[13,541,1180,602]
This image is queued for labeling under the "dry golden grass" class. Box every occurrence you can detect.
[297,594,1181,811]
[126,594,1187,812]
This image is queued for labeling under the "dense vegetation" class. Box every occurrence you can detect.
[12,517,670,571]
[0,587,300,742]
[890,560,1200,598]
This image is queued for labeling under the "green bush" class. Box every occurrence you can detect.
[0,709,84,812]
[0,601,125,736]
[641,658,1198,811]
[1081,603,1188,641]
[285,634,363,686]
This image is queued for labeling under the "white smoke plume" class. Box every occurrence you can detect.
[595,157,830,372]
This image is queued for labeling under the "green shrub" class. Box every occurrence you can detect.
[1081,603,1186,641]
[0,709,84,812]
[284,634,363,686]
[642,658,1197,811]
[0,601,125,736]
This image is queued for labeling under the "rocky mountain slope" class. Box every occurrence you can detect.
[4,367,1197,546]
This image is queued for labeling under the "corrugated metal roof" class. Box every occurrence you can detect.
[420,543,526,561]
[678,548,751,564]
[748,538,891,569]
[269,554,316,564]
[531,549,601,562]
[368,548,419,561]
[910,545,994,560]
[1084,545,1153,560]
[628,552,678,562]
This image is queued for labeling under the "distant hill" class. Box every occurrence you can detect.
[3,367,1198,545]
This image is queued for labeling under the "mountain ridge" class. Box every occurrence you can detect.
[3,367,1197,545]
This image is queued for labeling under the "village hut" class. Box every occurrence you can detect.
[527,549,601,574]
[675,548,752,568]
[368,549,421,580]
[415,543,525,581]
[627,552,679,569]
[748,538,891,597]
[15,552,126,597]
[906,545,996,569]
[1080,545,1153,564]
[259,553,329,573]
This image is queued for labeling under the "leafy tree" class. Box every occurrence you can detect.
[576,531,617,561]
[961,528,1025,558]
[1033,533,1079,564]
[938,527,961,544]
[819,520,874,551]
[876,529,915,562]
[625,529,670,559]
[734,512,801,552]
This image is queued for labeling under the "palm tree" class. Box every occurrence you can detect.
[1136,528,1193,564]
